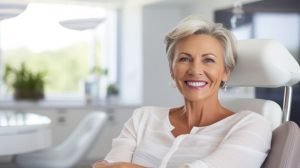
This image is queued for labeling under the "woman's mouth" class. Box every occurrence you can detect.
[185,80,208,89]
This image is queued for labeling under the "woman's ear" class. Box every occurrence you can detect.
[222,69,230,82]
[170,67,174,79]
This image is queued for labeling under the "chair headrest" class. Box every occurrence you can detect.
[228,39,300,88]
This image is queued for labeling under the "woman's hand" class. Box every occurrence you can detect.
[92,160,109,168]
[92,160,145,168]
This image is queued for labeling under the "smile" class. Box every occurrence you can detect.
[185,80,208,88]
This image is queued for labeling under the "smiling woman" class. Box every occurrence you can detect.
[92,15,272,168]
[171,34,229,104]
[0,2,117,101]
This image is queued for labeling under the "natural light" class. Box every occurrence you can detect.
[1,3,107,52]
[0,2,115,101]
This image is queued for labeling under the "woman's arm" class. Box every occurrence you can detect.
[94,108,145,166]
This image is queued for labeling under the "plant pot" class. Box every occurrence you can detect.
[14,89,44,101]
[106,94,119,105]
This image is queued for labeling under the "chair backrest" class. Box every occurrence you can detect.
[262,121,300,168]
[55,111,108,166]
[220,98,282,130]
[223,39,300,168]
[222,39,300,126]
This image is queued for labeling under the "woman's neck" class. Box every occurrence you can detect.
[169,96,234,137]
[181,98,233,128]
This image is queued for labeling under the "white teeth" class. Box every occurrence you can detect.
[187,81,206,87]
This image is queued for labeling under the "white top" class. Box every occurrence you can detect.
[105,106,272,168]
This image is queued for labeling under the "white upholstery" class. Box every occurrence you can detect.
[221,98,282,130]
[222,39,300,128]
[228,39,300,87]
[16,111,108,168]
[227,40,300,168]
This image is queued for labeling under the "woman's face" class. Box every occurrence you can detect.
[171,34,229,102]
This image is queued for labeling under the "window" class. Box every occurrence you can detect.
[0,2,117,101]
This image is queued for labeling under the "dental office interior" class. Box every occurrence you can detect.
[0,0,299,167]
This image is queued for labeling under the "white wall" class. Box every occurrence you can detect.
[142,4,183,107]
[119,3,143,105]
[253,13,300,59]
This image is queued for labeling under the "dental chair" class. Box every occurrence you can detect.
[15,111,108,168]
[221,39,300,168]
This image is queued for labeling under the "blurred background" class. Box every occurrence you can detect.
[0,0,299,167]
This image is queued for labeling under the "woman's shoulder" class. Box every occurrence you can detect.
[135,106,169,112]
[233,110,272,135]
[132,106,169,119]
[128,106,170,132]
[237,110,271,123]
[225,110,273,151]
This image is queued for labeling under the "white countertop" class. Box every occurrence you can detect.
[0,99,139,111]
[0,112,52,155]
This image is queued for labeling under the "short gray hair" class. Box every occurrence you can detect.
[165,15,237,72]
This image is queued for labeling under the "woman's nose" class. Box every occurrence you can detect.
[187,62,203,76]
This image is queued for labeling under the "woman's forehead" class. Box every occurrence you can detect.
[175,34,224,56]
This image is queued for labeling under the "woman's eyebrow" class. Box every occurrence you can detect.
[202,53,216,57]
[178,52,216,57]
[178,52,192,57]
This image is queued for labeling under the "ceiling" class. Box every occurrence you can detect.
[32,0,125,8]
[31,0,190,8]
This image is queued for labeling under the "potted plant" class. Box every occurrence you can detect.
[3,63,46,101]
[106,83,119,104]
[84,66,108,103]
[107,83,119,97]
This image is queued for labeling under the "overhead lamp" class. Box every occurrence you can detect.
[59,18,105,31]
[0,1,29,21]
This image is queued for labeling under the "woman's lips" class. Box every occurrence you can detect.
[185,80,208,89]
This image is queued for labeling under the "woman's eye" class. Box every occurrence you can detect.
[178,57,190,62]
[203,58,215,63]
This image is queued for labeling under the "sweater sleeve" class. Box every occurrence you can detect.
[104,108,144,163]
[179,113,272,168]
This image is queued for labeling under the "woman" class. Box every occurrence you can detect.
[93,15,272,168]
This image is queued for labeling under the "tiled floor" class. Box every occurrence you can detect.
[0,163,93,168]
[0,154,98,167]
[0,155,97,168]
[0,160,95,168]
